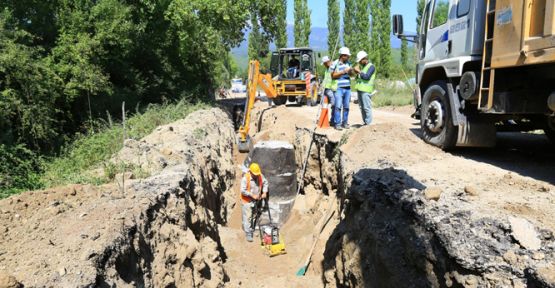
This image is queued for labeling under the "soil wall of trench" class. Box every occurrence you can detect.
[293,127,555,288]
[0,108,237,288]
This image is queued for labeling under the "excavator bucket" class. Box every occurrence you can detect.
[237,135,252,153]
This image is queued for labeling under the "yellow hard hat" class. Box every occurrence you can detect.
[249,163,261,176]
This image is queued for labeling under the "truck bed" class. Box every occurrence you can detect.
[492,0,555,68]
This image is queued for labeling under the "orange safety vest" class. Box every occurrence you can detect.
[241,173,263,203]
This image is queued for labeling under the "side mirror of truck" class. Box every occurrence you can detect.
[392,14,404,37]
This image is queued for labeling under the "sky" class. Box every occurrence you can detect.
[286,0,418,32]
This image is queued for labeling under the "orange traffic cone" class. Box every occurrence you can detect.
[317,96,331,129]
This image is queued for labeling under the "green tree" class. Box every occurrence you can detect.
[355,0,370,54]
[276,0,288,49]
[370,0,392,77]
[380,0,392,77]
[370,0,381,66]
[417,0,426,33]
[294,0,311,47]
[248,14,268,61]
[0,0,288,194]
[343,0,356,51]
[401,39,408,68]
[327,0,340,55]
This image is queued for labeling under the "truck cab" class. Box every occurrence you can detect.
[394,0,555,149]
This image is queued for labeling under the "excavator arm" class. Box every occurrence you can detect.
[237,60,278,152]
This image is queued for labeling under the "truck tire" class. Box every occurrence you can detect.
[421,81,458,150]
[273,97,287,106]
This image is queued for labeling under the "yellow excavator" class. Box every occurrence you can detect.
[237,48,320,152]
[237,60,278,152]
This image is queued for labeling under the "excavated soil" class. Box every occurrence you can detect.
[0,108,236,287]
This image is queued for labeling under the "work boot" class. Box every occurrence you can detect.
[342,123,350,129]
[334,125,343,131]
[246,233,253,242]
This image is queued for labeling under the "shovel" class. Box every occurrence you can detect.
[295,204,336,277]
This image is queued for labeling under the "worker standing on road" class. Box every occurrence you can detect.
[330,47,354,130]
[240,163,269,242]
[353,51,377,125]
[321,56,336,125]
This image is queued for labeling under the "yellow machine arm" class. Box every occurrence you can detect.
[237,60,278,152]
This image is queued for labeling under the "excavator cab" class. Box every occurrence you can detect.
[269,48,319,106]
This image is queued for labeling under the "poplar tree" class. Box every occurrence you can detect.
[417,0,426,33]
[370,0,381,66]
[248,14,266,61]
[343,0,356,51]
[276,0,288,49]
[302,0,311,47]
[401,39,408,69]
[380,0,392,77]
[327,0,340,54]
[354,0,370,54]
[369,0,392,77]
[294,0,311,47]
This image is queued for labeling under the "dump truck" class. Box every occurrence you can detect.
[393,0,555,149]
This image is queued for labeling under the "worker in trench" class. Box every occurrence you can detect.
[353,51,377,126]
[240,163,269,242]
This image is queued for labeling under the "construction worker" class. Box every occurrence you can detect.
[321,55,335,125]
[240,163,269,242]
[330,47,354,130]
[354,51,376,125]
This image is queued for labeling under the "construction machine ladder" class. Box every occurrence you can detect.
[237,60,278,153]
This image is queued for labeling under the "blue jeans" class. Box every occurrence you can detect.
[358,91,373,125]
[333,87,351,126]
[325,89,335,124]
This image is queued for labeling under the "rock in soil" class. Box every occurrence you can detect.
[0,272,21,288]
[464,185,479,196]
[424,187,442,201]
[509,216,542,250]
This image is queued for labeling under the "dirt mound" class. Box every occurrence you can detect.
[0,108,236,287]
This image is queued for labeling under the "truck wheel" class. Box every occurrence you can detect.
[421,81,458,149]
[273,97,286,106]
[545,116,555,143]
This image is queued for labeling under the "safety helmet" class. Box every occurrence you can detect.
[338,47,351,56]
[321,55,331,65]
[249,163,261,176]
[356,51,368,63]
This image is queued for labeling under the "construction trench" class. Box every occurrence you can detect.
[0,103,554,287]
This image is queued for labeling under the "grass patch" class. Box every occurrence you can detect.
[40,99,210,189]
[372,79,414,108]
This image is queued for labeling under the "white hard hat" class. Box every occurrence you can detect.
[338,47,351,56]
[356,51,368,63]
[321,56,331,65]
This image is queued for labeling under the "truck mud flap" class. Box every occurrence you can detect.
[446,83,496,147]
[456,120,496,147]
